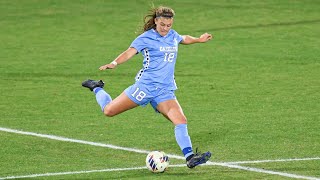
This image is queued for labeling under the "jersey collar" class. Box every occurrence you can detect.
[152,29,172,39]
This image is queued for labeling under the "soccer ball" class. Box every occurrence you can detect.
[146,151,169,173]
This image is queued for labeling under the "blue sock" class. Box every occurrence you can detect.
[93,87,112,111]
[175,124,194,159]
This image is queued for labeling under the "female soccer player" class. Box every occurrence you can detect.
[82,6,213,168]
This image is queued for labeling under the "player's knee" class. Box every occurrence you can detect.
[103,107,116,117]
[177,112,187,123]
[180,117,187,124]
[171,117,187,125]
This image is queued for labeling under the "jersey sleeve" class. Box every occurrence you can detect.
[130,35,147,53]
[173,30,184,43]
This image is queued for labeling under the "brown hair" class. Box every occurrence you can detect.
[142,6,175,33]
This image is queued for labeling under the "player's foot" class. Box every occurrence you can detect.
[186,149,211,168]
[82,79,105,91]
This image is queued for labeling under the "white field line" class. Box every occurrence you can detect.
[1,163,319,180]
[1,127,319,180]
[225,157,320,165]
[0,127,185,160]
[205,162,320,180]
[0,166,147,180]
[0,164,186,180]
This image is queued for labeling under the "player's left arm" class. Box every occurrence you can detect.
[180,33,213,45]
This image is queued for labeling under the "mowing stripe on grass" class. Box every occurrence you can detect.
[1,127,319,180]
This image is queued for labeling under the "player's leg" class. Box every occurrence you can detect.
[154,98,211,168]
[103,92,138,117]
[156,99,187,124]
[156,99,193,156]
[82,79,138,117]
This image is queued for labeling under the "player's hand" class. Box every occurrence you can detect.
[99,63,116,70]
[199,33,213,43]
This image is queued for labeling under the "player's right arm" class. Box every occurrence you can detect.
[99,47,138,70]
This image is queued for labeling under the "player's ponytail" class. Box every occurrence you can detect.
[141,6,175,33]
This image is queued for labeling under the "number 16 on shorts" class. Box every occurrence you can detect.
[131,87,146,101]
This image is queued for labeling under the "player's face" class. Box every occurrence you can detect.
[155,17,173,36]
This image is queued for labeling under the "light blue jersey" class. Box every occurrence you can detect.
[130,29,184,90]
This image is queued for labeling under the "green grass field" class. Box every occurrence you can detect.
[1,0,319,179]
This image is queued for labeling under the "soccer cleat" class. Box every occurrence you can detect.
[186,149,211,168]
[82,79,105,91]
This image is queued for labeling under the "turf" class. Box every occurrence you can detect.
[0,0,319,179]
